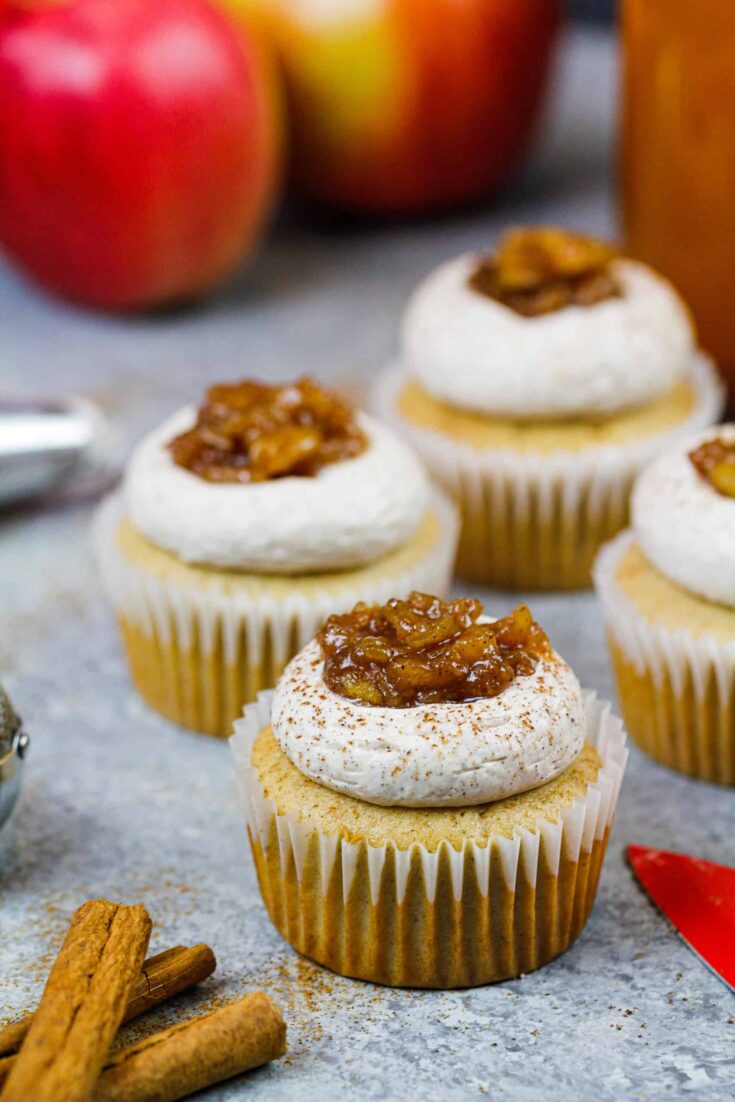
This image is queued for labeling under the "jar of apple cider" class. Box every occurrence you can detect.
[621,0,735,394]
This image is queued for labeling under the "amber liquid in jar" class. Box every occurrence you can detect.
[621,0,735,392]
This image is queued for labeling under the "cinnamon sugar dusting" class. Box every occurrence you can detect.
[271,611,585,809]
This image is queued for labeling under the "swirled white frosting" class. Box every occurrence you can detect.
[123,407,430,574]
[632,424,735,609]
[271,628,586,807]
[401,253,695,418]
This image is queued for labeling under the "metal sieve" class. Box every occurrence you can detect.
[0,684,29,831]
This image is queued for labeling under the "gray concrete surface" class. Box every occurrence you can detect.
[1,29,733,1101]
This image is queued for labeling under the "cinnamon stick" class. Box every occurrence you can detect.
[92,991,286,1102]
[0,1024,25,1063]
[0,944,216,1079]
[1,900,152,1102]
[121,945,217,1023]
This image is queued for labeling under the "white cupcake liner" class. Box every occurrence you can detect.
[373,354,723,589]
[595,531,735,783]
[374,352,724,487]
[93,490,459,669]
[594,531,735,697]
[231,690,628,905]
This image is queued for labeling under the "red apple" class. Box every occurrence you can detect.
[0,0,281,310]
[238,0,560,215]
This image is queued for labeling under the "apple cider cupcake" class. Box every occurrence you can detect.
[95,378,457,737]
[595,426,735,785]
[375,227,724,589]
[232,592,628,988]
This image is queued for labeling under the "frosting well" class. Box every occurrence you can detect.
[168,377,366,483]
[124,408,430,574]
[317,593,551,707]
[468,227,620,317]
[401,253,694,419]
[271,621,586,808]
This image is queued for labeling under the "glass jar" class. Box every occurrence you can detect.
[621,0,735,392]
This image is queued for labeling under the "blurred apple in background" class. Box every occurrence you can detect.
[235,0,560,215]
[0,0,281,310]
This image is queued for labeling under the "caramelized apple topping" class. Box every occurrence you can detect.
[169,377,367,483]
[317,591,553,708]
[468,226,620,317]
[689,435,735,498]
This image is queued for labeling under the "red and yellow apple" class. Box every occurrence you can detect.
[0,0,282,310]
[235,0,560,215]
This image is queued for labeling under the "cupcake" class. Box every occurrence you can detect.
[95,378,458,737]
[375,227,724,590]
[595,426,735,785]
[232,591,628,988]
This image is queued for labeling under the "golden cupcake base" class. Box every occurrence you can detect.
[117,618,280,738]
[452,475,627,590]
[95,493,458,738]
[596,533,735,785]
[250,815,610,988]
[232,695,627,988]
[609,640,734,785]
[374,359,724,590]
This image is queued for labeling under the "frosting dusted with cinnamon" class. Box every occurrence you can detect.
[468,227,620,318]
[169,377,366,483]
[272,608,586,808]
[317,592,551,707]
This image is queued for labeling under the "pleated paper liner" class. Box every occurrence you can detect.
[595,531,735,785]
[373,355,724,590]
[231,691,628,988]
[94,492,458,738]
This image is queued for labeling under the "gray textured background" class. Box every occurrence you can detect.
[1,28,733,1101]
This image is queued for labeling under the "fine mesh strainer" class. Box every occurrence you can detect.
[0,395,106,507]
[0,685,29,830]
